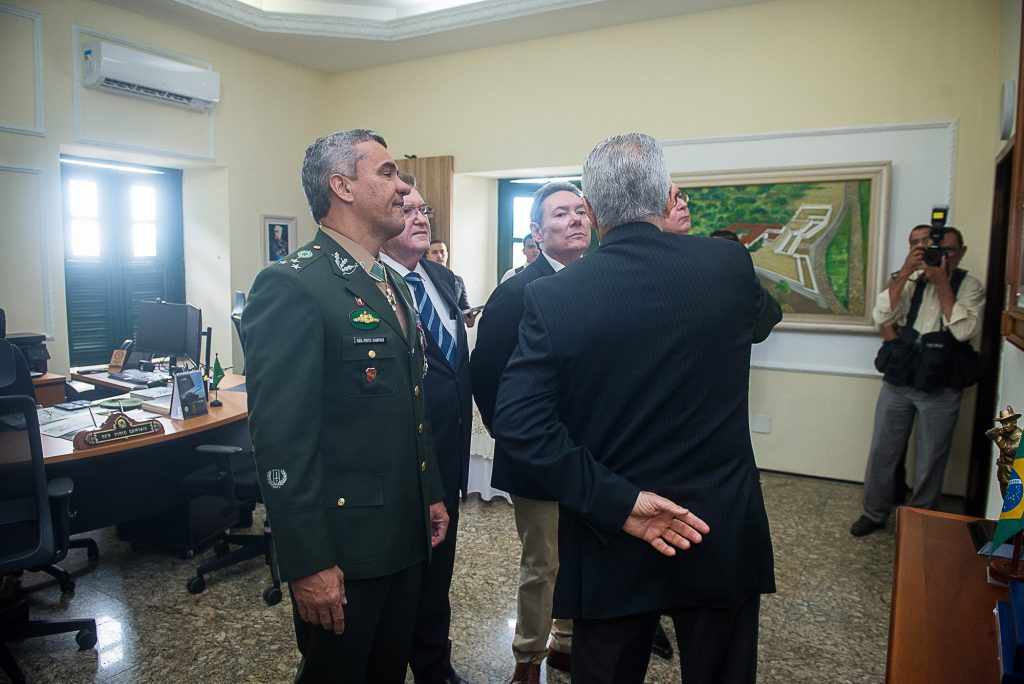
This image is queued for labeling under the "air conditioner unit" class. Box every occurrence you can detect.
[82,41,220,112]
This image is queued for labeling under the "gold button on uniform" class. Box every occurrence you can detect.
[417,423,424,434]
[368,350,377,359]
[420,461,427,472]
[336,497,346,507]
[414,385,420,396]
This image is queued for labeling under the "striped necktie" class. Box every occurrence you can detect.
[404,271,457,368]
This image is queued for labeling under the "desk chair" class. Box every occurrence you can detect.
[0,341,99,591]
[182,445,282,605]
[0,395,97,684]
[231,291,245,375]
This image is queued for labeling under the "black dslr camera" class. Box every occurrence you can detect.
[922,206,948,267]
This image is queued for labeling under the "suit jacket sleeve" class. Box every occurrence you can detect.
[492,285,639,543]
[455,275,471,312]
[241,266,336,581]
[470,284,521,430]
[753,279,783,344]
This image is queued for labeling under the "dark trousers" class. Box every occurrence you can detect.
[410,500,461,683]
[291,561,424,683]
[570,595,761,684]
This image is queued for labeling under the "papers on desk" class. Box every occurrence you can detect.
[39,410,99,440]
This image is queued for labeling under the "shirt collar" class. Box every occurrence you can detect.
[380,253,425,279]
[542,251,567,273]
[319,225,377,274]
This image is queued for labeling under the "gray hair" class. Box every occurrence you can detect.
[530,182,582,226]
[301,129,387,223]
[399,172,417,188]
[581,133,670,231]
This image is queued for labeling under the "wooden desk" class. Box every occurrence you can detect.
[70,369,163,393]
[43,374,247,464]
[37,375,249,548]
[887,507,1007,683]
[31,372,66,407]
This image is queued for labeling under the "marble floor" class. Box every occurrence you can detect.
[3,471,958,683]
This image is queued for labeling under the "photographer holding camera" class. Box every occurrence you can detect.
[850,222,985,537]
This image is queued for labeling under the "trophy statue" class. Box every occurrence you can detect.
[985,406,1024,584]
[986,406,1022,498]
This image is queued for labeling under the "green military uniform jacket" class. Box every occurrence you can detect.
[241,229,445,582]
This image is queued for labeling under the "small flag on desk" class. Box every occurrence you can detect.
[211,353,225,390]
[991,442,1024,553]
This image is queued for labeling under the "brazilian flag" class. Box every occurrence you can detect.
[991,442,1024,553]
[211,353,225,390]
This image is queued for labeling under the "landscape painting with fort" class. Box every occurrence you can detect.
[674,162,890,333]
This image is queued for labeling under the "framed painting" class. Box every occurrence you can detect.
[261,215,295,265]
[673,161,891,333]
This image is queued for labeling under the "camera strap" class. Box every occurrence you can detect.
[905,268,967,332]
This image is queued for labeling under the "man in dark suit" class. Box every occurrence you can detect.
[382,175,472,684]
[492,133,781,684]
[242,129,449,683]
[472,182,591,684]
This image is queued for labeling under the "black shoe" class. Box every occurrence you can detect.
[850,515,883,537]
[651,623,673,659]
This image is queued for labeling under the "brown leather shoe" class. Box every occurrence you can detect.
[509,661,541,684]
[546,646,571,673]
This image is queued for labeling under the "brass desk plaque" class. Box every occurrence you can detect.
[73,411,165,450]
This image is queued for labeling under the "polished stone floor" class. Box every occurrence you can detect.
[3,471,957,683]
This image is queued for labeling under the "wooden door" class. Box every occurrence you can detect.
[397,156,454,258]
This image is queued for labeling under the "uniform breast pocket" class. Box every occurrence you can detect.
[324,474,383,565]
[340,335,399,397]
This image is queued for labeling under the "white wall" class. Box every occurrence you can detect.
[0,0,326,372]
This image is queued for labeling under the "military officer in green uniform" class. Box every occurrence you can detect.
[241,129,449,683]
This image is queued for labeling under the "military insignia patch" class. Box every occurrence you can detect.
[365,367,377,383]
[333,252,359,275]
[350,309,381,329]
[297,249,314,258]
[267,469,288,489]
[355,297,365,306]
[291,263,302,270]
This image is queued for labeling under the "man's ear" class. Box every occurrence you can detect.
[530,222,543,245]
[329,174,355,205]
[582,198,599,233]
[664,183,679,218]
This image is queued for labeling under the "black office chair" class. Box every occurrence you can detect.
[0,340,99,591]
[231,291,245,376]
[182,445,282,605]
[0,395,98,684]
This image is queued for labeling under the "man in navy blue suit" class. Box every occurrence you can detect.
[493,133,780,684]
[472,182,592,684]
[383,174,472,684]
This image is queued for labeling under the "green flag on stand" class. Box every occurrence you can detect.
[991,442,1024,553]
[211,353,225,390]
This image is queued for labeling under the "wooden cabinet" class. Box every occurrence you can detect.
[31,372,66,407]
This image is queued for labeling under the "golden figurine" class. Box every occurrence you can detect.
[986,406,1023,497]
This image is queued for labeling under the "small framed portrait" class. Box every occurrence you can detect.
[261,215,296,265]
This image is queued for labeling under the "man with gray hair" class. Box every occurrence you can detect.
[472,181,591,684]
[493,133,780,683]
[243,129,449,682]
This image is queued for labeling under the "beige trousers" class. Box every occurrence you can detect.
[511,496,573,663]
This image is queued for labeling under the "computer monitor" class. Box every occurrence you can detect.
[135,300,203,366]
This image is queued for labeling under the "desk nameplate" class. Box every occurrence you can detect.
[73,412,165,450]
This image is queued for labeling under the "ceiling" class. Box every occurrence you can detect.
[95,0,763,73]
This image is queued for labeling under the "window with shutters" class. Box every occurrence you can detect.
[60,156,184,367]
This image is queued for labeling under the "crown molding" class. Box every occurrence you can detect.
[171,0,603,40]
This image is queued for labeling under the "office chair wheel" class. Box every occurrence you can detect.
[59,577,75,594]
[263,586,282,606]
[76,628,97,650]
[186,576,206,595]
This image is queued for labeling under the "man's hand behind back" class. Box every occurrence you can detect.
[623,491,710,557]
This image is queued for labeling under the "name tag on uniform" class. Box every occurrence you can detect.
[353,336,386,345]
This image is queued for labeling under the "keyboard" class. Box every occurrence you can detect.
[109,369,170,386]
